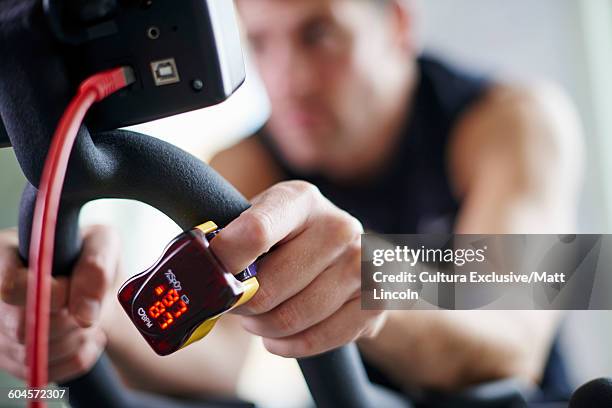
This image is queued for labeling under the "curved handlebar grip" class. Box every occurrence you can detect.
[16,129,408,408]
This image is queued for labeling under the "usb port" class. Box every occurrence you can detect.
[150,58,180,86]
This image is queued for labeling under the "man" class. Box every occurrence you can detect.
[0,0,583,403]
[213,0,583,396]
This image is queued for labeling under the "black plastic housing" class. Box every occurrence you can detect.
[44,0,246,132]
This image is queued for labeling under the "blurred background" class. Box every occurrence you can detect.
[1,0,611,406]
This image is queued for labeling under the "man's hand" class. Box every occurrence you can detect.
[0,225,120,383]
[211,181,385,358]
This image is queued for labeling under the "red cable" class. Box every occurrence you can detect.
[25,67,134,408]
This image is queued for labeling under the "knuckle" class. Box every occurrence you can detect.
[273,302,300,335]
[71,354,89,374]
[280,180,322,207]
[71,346,95,374]
[243,210,274,251]
[328,213,363,246]
[247,284,275,314]
[83,254,107,278]
[287,180,320,197]
[80,256,110,294]
[294,331,317,357]
[342,214,364,238]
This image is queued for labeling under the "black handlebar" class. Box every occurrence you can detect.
[15,128,407,408]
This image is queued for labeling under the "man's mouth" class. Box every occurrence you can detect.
[284,106,331,130]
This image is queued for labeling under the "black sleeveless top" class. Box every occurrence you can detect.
[256,56,571,403]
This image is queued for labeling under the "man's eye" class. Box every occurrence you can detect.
[303,23,335,47]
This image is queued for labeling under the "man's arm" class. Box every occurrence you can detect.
[451,83,583,234]
[358,82,584,391]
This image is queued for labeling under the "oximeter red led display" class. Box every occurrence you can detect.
[118,223,258,356]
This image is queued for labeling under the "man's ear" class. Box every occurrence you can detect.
[390,0,415,54]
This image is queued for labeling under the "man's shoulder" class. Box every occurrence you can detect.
[448,81,584,197]
[209,134,283,199]
[210,135,263,168]
[456,81,581,146]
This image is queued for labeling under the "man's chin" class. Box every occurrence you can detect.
[273,118,334,142]
[288,152,355,178]
[267,127,341,172]
[283,153,322,175]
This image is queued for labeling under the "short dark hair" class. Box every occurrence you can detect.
[369,0,394,11]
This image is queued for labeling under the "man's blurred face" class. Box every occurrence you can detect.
[237,0,414,175]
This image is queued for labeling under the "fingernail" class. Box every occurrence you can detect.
[75,299,100,326]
